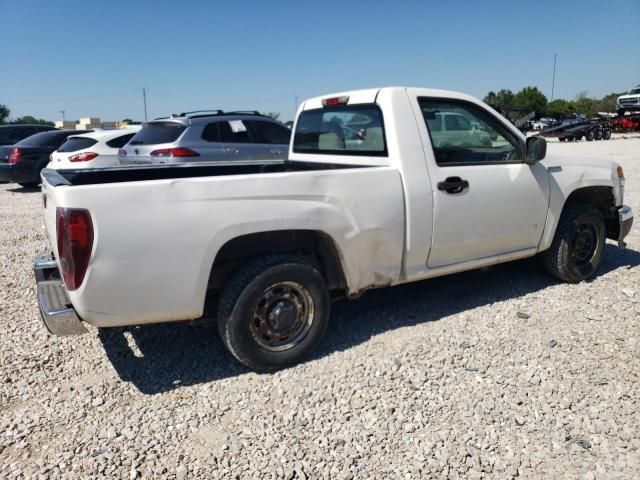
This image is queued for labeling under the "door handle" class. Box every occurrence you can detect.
[437,176,469,194]
[224,148,240,154]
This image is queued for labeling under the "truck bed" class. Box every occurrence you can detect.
[42,159,370,187]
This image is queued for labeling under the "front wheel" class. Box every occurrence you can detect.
[217,255,330,371]
[541,203,605,282]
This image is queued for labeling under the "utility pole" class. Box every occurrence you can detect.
[59,110,66,122]
[293,94,299,115]
[551,53,557,102]
[142,87,148,121]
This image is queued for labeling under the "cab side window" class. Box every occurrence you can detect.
[419,98,524,165]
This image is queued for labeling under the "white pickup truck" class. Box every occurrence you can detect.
[36,87,633,371]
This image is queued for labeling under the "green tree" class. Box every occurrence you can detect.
[572,91,596,117]
[0,104,9,124]
[483,89,514,111]
[513,86,547,114]
[592,92,623,114]
[546,99,574,117]
[13,115,54,126]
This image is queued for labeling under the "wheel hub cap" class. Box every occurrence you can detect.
[572,224,597,266]
[267,300,297,332]
[250,281,315,352]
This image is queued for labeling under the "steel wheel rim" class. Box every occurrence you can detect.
[249,281,314,352]
[571,223,598,267]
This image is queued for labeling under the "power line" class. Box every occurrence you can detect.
[2,89,141,102]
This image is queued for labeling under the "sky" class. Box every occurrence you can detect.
[1,0,639,122]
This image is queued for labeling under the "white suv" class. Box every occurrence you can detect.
[49,127,141,169]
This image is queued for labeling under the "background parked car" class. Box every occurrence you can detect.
[0,129,92,186]
[0,124,57,146]
[118,111,291,166]
[423,111,493,147]
[48,126,141,170]
[533,117,557,130]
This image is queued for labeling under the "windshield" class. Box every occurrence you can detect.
[629,88,640,95]
[293,105,386,156]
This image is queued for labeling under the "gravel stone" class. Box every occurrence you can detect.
[1,135,639,478]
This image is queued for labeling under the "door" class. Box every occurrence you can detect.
[246,120,291,160]
[417,98,550,268]
[217,119,255,160]
[200,122,234,161]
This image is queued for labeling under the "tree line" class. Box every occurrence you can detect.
[0,103,53,126]
[483,86,629,119]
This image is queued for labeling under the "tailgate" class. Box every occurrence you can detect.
[41,172,62,258]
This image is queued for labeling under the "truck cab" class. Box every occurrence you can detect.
[36,87,633,371]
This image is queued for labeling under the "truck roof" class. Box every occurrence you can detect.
[300,86,481,111]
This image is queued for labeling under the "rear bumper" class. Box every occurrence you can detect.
[34,251,88,336]
[617,204,633,247]
[0,164,16,182]
[0,163,37,183]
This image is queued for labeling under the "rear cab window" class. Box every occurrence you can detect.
[293,105,387,156]
[129,122,186,145]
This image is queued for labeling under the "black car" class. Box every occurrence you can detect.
[0,130,92,187]
[0,124,57,146]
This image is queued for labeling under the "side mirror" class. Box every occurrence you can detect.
[526,136,547,164]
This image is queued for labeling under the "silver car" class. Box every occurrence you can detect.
[118,111,290,165]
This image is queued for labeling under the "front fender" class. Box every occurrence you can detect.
[538,159,617,251]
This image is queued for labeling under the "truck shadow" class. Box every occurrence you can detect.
[99,244,640,394]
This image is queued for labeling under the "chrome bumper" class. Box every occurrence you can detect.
[34,252,88,336]
[617,205,633,248]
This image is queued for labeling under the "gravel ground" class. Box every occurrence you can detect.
[1,135,639,479]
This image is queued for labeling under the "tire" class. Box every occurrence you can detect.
[603,129,611,140]
[585,130,594,141]
[594,129,602,140]
[559,137,566,142]
[541,203,605,283]
[217,255,330,371]
[567,136,575,142]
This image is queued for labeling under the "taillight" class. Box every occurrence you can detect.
[150,148,200,157]
[69,152,99,162]
[56,208,93,291]
[322,96,349,107]
[8,148,21,165]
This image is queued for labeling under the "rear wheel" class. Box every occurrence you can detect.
[217,255,330,371]
[594,129,602,140]
[559,137,566,142]
[603,129,611,140]
[542,203,605,283]
[585,130,594,141]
